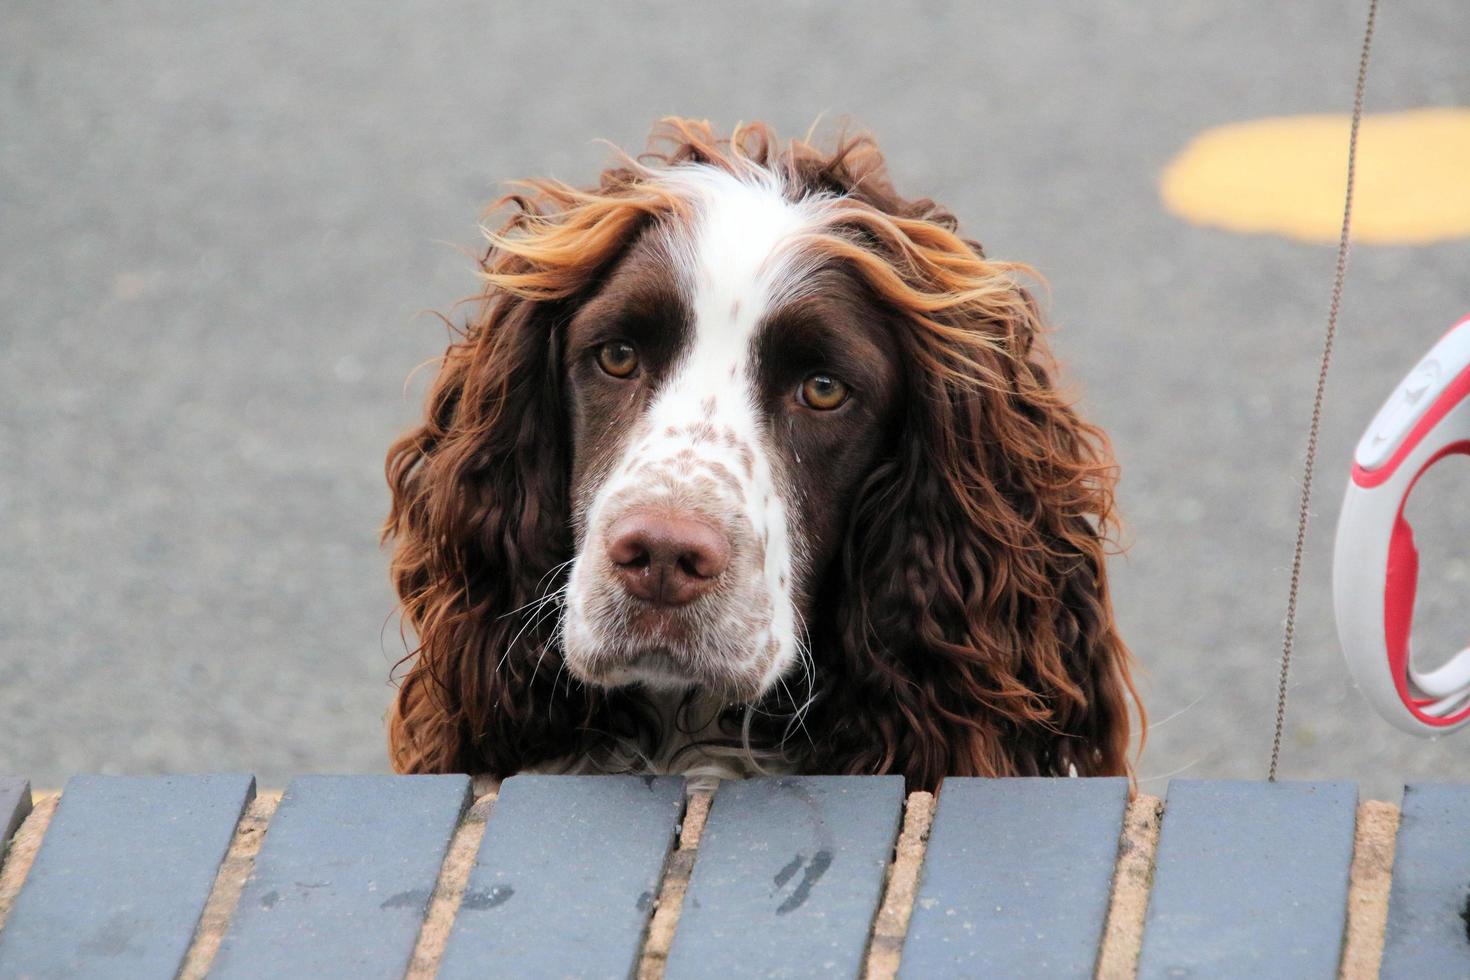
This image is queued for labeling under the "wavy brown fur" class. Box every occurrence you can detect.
[385,118,1143,788]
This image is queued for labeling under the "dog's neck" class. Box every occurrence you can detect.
[523,687,795,791]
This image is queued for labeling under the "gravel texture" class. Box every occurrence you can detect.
[2,2,1468,797]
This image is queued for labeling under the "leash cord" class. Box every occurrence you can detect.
[1269,0,1380,782]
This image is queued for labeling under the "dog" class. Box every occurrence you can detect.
[384,119,1140,789]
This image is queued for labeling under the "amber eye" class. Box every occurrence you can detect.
[799,373,849,410]
[596,340,639,378]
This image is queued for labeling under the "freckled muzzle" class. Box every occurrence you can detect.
[561,429,792,702]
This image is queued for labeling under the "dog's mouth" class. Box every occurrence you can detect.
[593,648,700,692]
[622,603,699,644]
[575,644,747,699]
[566,627,771,702]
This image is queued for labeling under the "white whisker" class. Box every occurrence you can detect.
[1147,693,1207,731]
[1139,758,1203,786]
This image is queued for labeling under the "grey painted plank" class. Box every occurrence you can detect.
[1137,780,1357,980]
[0,773,254,980]
[900,777,1130,979]
[211,773,471,980]
[1381,783,1470,979]
[0,776,32,855]
[666,775,904,979]
[439,774,685,980]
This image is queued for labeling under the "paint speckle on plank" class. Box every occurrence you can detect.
[460,885,514,910]
[380,889,431,910]
[776,851,832,915]
[773,855,802,890]
[79,917,141,958]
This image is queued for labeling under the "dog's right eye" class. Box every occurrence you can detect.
[595,340,640,378]
[798,373,850,411]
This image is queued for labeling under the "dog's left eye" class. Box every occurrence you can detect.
[596,340,640,378]
[798,373,849,410]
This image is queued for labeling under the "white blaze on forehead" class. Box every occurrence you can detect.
[663,166,817,355]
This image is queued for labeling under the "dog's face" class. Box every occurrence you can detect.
[560,169,902,701]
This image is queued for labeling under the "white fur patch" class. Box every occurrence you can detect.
[563,165,823,702]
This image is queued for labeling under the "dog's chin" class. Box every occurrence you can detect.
[563,632,771,704]
[597,650,702,693]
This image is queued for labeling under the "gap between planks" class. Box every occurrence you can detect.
[1340,800,1400,980]
[178,789,282,979]
[1096,793,1164,979]
[637,788,713,980]
[0,792,59,934]
[405,780,500,979]
[864,790,936,980]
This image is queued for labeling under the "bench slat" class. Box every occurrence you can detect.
[1380,783,1470,978]
[0,774,254,980]
[210,774,470,980]
[666,775,904,979]
[1137,780,1357,979]
[900,777,1129,978]
[438,774,685,980]
[0,776,31,855]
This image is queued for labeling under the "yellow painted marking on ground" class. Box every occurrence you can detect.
[1161,107,1470,244]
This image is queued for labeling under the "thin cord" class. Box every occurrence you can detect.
[1269,0,1380,782]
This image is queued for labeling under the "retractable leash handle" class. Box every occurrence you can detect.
[1334,312,1470,735]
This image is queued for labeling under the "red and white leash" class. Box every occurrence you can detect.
[1334,313,1470,735]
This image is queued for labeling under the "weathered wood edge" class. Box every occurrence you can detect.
[0,782,1422,980]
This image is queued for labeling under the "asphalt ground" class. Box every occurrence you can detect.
[2,2,1467,799]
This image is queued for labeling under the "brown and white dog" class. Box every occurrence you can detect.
[385,119,1141,789]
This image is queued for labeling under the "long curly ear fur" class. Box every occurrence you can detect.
[385,167,670,775]
[384,291,585,774]
[812,288,1141,786]
[738,126,1143,787]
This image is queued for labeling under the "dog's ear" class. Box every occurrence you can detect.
[385,163,668,776]
[811,278,1141,790]
[385,290,593,776]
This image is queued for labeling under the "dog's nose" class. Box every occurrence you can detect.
[606,511,730,606]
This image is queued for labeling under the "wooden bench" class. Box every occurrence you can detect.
[0,774,1465,978]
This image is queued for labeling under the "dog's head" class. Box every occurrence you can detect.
[386,120,1139,787]
[560,165,904,703]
